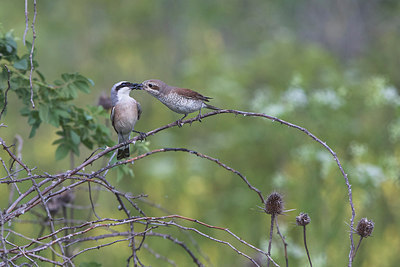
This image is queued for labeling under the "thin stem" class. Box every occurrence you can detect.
[29,0,37,109]
[351,236,363,261]
[303,225,312,267]
[88,182,100,220]
[267,213,275,267]
[275,217,288,267]
[23,0,29,45]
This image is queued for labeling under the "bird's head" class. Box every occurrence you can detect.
[110,81,142,105]
[140,79,167,96]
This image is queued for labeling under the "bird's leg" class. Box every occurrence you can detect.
[195,109,203,122]
[176,114,187,127]
[132,130,147,141]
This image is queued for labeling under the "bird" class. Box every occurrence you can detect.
[140,79,219,126]
[110,81,142,160]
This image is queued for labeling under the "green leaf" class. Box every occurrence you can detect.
[5,31,17,49]
[61,73,71,82]
[74,80,91,93]
[55,144,70,160]
[48,110,60,127]
[70,129,81,145]
[36,70,46,82]
[67,84,78,99]
[53,108,70,119]
[20,106,31,116]
[87,78,95,86]
[5,44,13,53]
[54,79,63,86]
[13,58,28,70]
[72,145,80,156]
[38,105,50,123]
[82,138,93,149]
[52,138,64,145]
[29,123,40,138]
[97,124,110,135]
[84,114,93,121]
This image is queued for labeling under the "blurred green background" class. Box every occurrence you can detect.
[1,0,400,266]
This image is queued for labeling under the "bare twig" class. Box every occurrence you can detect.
[87,182,101,220]
[148,232,203,266]
[142,243,176,266]
[28,177,68,263]
[23,0,29,45]
[1,158,22,204]
[155,220,276,267]
[29,0,37,109]
[0,213,8,265]
[0,138,31,175]
[275,218,288,267]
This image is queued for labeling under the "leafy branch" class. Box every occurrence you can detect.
[1,30,114,160]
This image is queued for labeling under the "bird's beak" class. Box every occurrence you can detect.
[129,83,143,90]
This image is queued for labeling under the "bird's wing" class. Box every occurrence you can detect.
[137,102,142,120]
[174,88,212,102]
[110,106,117,133]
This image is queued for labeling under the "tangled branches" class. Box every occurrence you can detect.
[0,108,359,266]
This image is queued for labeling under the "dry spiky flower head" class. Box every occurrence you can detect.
[296,212,311,226]
[356,217,374,238]
[265,192,284,215]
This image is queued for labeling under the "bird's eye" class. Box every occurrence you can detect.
[148,84,153,88]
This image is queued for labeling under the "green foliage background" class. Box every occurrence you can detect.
[1,0,400,266]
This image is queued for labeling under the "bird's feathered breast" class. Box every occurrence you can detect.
[110,98,139,134]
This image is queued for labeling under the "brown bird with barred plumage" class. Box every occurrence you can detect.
[139,79,219,126]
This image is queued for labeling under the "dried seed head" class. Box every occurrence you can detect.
[98,93,113,110]
[265,192,284,215]
[59,190,75,204]
[356,218,374,238]
[47,197,61,216]
[296,212,311,226]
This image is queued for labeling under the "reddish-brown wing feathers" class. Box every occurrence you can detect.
[172,88,212,102]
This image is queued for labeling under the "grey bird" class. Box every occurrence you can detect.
[140,79,219,126]
[110,81,142,160]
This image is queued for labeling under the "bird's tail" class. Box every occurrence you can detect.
[117,146,130,160]
[205,103,220,110]
[117,134,130,160]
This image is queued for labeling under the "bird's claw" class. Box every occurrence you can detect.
[194,113,202,123]
[176,119,184,127]
[133,130,147,141]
